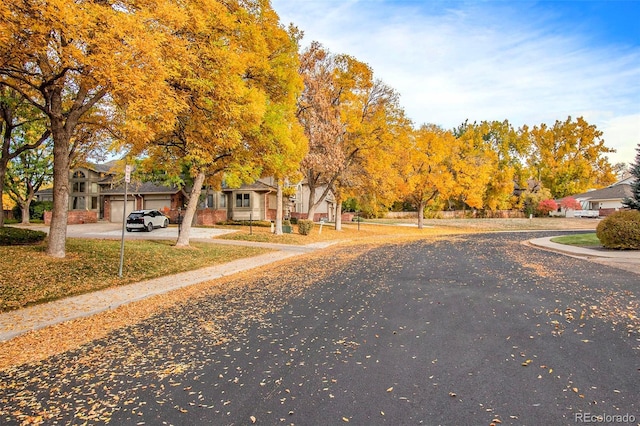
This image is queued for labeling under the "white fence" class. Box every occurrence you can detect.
[572,210,599,218]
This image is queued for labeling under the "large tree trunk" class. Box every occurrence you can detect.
[307,182,335,222]
[417,200,425,229]
[20,191,36,225]
[335,193,343,231]
[0,99,11,228]
[0,165,6,227]
[175,171,205,247]
[21,204,30,224]
[306,183,317,221]
[274,179,283,235]
[46,123,71,258]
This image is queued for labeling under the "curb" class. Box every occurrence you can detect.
[527,237,640,259]
[526,237,640,276]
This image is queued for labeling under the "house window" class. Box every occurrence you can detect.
[220,194,227,208]
[73,171,86,179]
[206,194,214,209]
[72,196,86,209]
[235,193,250,208]
[91,197,98,210]
[73,181,86,193]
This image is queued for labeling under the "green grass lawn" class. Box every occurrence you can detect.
[0,239,269,312]
[550,233,601,247]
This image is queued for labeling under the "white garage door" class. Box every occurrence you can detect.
[110,199,135,223]
[144,196,171,211]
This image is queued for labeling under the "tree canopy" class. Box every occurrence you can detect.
[2,0,623,249]
[1,0,186,256]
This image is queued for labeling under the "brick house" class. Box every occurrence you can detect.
[37,163,338,225]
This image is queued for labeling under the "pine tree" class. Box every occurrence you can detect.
[622,144,640,210]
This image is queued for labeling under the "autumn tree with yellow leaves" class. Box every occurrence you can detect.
[448,121,496,211]
[448,120,531,212]
[526,116,616,198]
[132,0,305,245]
[297,42,404,228]
[296,42,345,221]
[1,0,621,246]
[396,125,458,228]
[0,0,186,257]
[0,87,50,226]
[333,60,406,230]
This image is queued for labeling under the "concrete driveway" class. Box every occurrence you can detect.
[21,221,237,240]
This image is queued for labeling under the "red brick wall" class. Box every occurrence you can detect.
[104,198,112,222]
[266,209,277,221]
[598,208,618,217]
[341,213,355,222]
[44,210,98,225]
[196,208,227,226]
[163,208,227,225]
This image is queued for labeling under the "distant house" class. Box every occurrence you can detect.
[569,177,634,217]
[289,180,336,222]
[100,181,183,223]
[37,162,117,224]
[222,178,337,222]
[36,163,337,225]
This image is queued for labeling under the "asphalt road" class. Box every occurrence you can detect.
[1,232,638,425]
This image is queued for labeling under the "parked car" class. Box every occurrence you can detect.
[126,209,170,232]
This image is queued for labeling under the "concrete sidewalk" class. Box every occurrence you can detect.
[0,241,335,342]
[528,236,640,275]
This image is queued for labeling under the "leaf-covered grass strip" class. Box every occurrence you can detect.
[0,239,269,312]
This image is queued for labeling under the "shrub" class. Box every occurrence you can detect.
[10,200,53,222]
[32,201,53,221]
[537,199,558,216]
[297,219,314,235]
[289,217,298,225]
[0,227,47,245]
[596,210,640,249]
[560,197,582,210]
[521,186,553,216]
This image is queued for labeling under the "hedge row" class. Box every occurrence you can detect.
[0,227,47,246]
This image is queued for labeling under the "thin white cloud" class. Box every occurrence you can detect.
[601,114,640,165]
[273,0,640,165]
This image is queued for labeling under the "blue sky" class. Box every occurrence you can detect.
[271,0,640,167]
